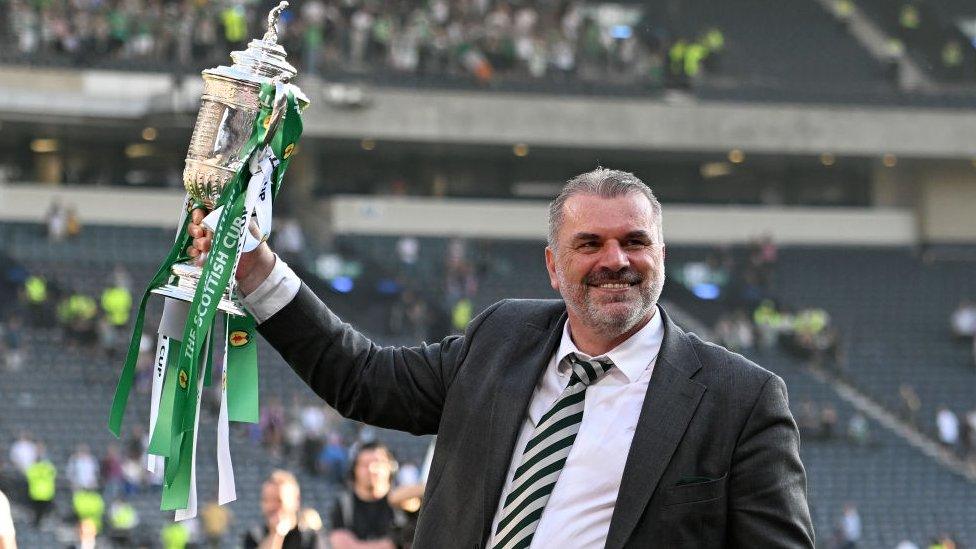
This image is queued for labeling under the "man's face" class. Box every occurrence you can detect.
[354,448,394,495]
[545,192,665,338]
[260,481,299,522]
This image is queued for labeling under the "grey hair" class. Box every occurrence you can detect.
[547,167,663,249]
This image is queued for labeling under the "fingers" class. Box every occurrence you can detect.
[187,207,212,258]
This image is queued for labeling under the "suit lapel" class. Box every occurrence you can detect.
[604,307,707,549]
[480,309,566,544]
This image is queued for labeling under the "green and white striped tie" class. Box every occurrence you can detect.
[491,353,615,549]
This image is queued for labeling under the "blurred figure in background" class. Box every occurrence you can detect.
[201,500,232,549]
[66,444,99,492]
[937,407,960,451]
[0,488,15,549]
[329,442,398,549]
[838,503,861,548]
[25,443,55,527]
[244,470,320,549]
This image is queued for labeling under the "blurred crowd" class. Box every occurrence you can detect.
[0,393,427,548]
[3,0,725,88]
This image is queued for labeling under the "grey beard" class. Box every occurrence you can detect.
[560,275,664,338]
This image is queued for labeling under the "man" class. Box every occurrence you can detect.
[24,444,56,528]
[329,442,398,549]
[243,470,320,549]
[189,168,814,548]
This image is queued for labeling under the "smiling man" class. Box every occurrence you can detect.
[190,167,814,548]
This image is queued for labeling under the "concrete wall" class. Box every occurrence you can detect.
[916,163,976,242]
[2,66,975,158]
[0,183,184,227]
[0,184,919,245]
[331,195,917,246]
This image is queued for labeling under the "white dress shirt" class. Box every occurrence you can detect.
[242,259,666,548]
[239,255,301,322]
[487,309,664,549]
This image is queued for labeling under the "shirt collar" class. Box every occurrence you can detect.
[556,305,665,383]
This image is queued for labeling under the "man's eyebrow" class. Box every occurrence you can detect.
[625,230,652,240]
[570,232,600,241]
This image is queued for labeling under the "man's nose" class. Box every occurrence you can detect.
[599,241,630,270]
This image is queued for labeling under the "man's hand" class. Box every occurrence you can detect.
[186,207,277,295]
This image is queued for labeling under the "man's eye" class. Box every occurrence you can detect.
[579,242,599,249]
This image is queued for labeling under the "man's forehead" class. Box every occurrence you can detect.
[561,193,655,230]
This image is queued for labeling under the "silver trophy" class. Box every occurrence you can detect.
[152,2,308,316]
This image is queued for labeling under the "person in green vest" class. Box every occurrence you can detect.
[24,274,48,325]
[58,291,98,347]
[72,490,105,533]
[161,521,190,549]
[221,5,248,47]
[451,298,473,333]
[684,41,708,81]
[668,38,687,81]
[702,27,724,71]
[107,498,139,546]
[101,285,132,328]
[25,445,56,527]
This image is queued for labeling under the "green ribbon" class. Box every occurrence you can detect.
[226,314,259,423]
[108,204,192,437]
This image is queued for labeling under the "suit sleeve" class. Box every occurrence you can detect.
[257,283,502,436]
[728,374,815,548]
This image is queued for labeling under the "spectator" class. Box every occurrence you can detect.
[1,315,25,372]
[244,470,320,548]
[46,199,67,242]
[937,407,960,450]
[0,488,15,549]
[847,413,870,447]
[72,489,105,534]
[821,405,839,441]
[950,300,976,340]
[329,442,398,549]
[161,521,190,549]
[318,433,349,485]
[201,500,232,549]
[8,433,37,474]
[66,444,100,491]
[70,518,99,549]
[838,503,861,548]
[261,397,286,458]
[106,497,139,547]
[299,402,327,475]
[25,444,56,527]
[899,383,922,427]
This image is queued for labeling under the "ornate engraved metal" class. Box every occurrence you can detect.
[182,1,298,208]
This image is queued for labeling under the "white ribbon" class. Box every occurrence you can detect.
[216,318,236,505]
[146,334,168,474]
[203,147,277,254]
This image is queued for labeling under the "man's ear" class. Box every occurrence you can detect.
[545,246,559,291]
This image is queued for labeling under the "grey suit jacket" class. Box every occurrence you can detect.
[258,284,815,548]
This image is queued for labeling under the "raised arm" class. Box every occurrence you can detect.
[258,282,500,435]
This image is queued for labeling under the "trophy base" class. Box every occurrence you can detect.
[151,262,246,317]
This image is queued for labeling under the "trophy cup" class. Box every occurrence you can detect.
[151,1,308,316]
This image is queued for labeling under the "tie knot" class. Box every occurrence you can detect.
[567,353,615,386]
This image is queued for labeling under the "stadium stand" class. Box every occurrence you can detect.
[854,0,976,83]
[3,222,975,546]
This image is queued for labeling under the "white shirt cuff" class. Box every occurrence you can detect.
[239,255,301,324]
